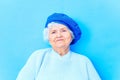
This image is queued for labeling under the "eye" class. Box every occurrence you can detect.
[51,31,56,34]
[61,29,67,32]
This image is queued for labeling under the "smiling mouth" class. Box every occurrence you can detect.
[56,39,64,41]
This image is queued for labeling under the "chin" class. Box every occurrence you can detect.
[55,44,65,48]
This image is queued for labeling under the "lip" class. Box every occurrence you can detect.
[56,39,64,41]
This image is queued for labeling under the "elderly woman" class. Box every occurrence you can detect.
[16,13,101,80]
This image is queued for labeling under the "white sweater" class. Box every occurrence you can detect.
[16,48,101,80]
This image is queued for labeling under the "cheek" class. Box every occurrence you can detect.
[49,35,55,42]
[68,36,72,42]
[65,33,72,39]
[64,34,72,41]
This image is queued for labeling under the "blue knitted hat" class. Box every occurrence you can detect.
[45,13,82,44]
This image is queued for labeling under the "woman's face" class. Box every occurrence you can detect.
[48,23,72,48]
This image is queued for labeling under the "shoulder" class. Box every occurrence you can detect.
[70,51,91,63]
[29,48,51,59]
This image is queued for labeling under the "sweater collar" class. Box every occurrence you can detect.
[50,48,71,60]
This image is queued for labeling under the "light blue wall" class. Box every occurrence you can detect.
[0,0,120,80]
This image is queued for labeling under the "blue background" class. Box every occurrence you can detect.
[0,0,120,80]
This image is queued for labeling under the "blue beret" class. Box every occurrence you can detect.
[45,13,82,44]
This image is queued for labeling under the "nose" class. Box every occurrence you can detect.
[56,31,62,37]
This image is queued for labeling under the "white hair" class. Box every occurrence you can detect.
[43,22,74,41]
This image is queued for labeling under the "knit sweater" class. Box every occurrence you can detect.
[16,48,101,80]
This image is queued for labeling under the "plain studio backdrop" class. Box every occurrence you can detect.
[0,0,120,80]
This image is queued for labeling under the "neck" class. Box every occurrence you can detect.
[53,47,70,56]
